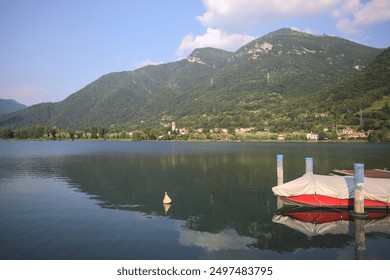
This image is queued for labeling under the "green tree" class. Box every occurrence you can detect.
[227,127,236,135]
[90,126,98,139]
[369,130,381,142]
[98,127,106,139]
[382,103,390,114]
[132,130,144,141]
[144,128,159,140]
[318,131,329,140]
[368,128,390,142]
[0,127,13,139]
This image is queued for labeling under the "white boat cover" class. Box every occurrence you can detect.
[272,174,390,203]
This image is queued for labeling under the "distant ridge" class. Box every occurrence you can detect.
[0,99,27,115]
[0,28,385,132]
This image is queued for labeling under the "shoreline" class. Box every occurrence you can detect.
[0,138,380,143]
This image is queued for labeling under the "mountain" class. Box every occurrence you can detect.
[0,28,384,130]
[313,46,390,109]
[308,46,390,130]
[0,99,27,114]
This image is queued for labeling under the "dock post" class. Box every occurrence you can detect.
[353,163,366,215]
[276,155,284,209]
[350,163,368,256]
[277,154,283,185]
[305,157,313,174]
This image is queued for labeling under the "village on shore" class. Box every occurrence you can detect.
[2,121,384,142]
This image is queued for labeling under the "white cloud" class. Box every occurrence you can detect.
[334,0,390,34]
[353,0,390,26]
[197,0,341,33]
[176,28,255,58]
[339,0,363,14]
[175,0,390,58]
[175,0,341,58]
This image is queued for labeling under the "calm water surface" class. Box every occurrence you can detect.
[0,141,389,259]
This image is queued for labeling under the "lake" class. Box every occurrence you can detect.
[0,141,389,260]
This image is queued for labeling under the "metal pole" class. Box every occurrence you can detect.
[305,157,313,174]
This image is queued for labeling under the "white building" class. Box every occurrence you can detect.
[306,132,318,141]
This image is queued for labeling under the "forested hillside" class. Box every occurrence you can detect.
[0,99,27,114]
[309,46,390,131]
[0,28,387,139]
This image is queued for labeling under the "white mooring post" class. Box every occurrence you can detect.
[353,163,365,215]
[305,157,313,174]
[276,154,284,209]
[277,154,283,186]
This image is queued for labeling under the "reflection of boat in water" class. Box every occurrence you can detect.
[273,206,390,237]
[273,212,350,236]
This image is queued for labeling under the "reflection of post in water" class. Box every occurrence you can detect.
[354,217,366,260]
[350,163,368,260]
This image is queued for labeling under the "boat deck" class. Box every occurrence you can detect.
[331,169,390,179]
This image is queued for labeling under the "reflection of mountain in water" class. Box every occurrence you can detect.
[9,150,390,256]
[58,153,276,235]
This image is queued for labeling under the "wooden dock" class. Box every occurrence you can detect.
[331,169,390,179]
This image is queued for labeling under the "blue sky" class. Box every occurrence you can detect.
[1,0,389,106]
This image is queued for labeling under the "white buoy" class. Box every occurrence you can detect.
[163,192,172,204]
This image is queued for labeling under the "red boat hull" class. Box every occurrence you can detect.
[279,194,390,209]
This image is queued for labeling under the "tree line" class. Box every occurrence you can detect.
[1,124,389,142]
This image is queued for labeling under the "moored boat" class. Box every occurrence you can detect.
[272,173,390,209]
